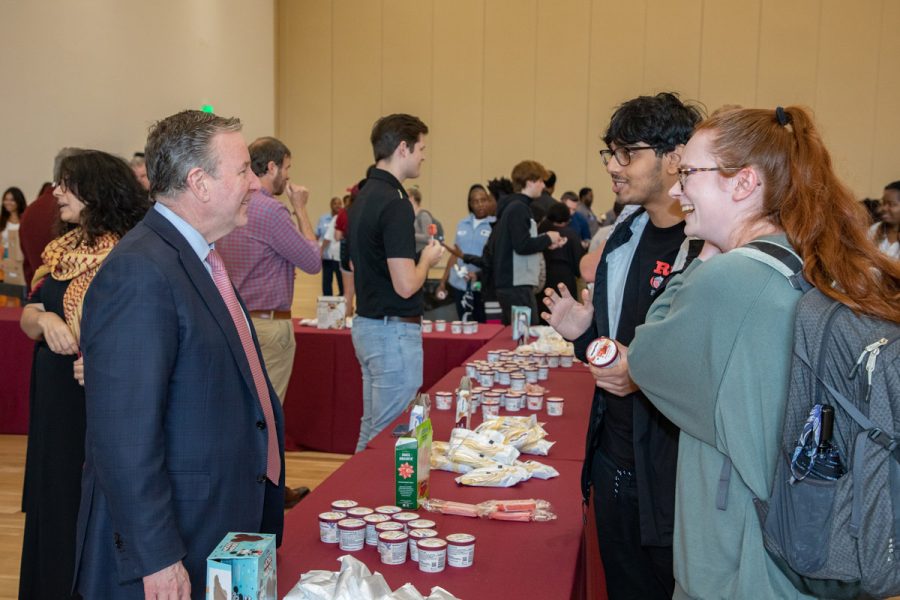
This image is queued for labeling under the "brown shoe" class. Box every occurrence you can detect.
[284,486,310,509]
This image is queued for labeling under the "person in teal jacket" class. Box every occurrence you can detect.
[625,106,900,599]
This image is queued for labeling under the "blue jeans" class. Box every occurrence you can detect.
[351,317,423,452]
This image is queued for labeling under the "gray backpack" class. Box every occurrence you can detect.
[734,240,900,599]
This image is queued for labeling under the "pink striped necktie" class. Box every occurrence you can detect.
[207,248,280,484]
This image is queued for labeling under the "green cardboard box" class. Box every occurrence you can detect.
[395,419,431,509]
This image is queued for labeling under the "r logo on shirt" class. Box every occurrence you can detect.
[653,261,672,276]
[649,260,672,290]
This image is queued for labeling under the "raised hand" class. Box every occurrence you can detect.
[540,283,593,340]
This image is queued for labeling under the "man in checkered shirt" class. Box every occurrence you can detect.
[218,136,321,507]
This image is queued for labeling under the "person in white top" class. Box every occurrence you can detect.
[869,181,899,259]
[1,186,26,258]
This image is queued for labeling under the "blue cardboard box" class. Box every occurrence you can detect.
[206,532,276,600]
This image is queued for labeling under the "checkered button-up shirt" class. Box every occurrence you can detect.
[217,189,321,311]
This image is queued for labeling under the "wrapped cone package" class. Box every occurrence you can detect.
[431,441,558,482]
[475,415,549,450]
[285,555,459,599]
[454,464,531,487]
[519,438,555,456]
[447,428,519,464]
[516,460,560,480]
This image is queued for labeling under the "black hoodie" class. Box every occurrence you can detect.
[490,193,552,289]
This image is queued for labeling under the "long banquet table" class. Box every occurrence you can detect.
[277,328,606,599]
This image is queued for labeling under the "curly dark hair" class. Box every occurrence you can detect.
[487,177,514,201]
[603,92,705,155]
[57,151,151,245]
[1,186,26,232]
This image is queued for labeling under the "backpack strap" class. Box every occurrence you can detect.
[716,240,806,513]
[732,240,813,292]
[651,238,704,299]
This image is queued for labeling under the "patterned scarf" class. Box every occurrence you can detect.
[32,227,118,343]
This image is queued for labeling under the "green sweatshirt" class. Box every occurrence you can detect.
[628,235,816,600]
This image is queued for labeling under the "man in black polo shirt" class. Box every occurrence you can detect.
[348,113,443,452]
[541,93,703,600]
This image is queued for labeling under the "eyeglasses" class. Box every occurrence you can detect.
[52,180,68,193]
[599,145,661,167]
[676,166,743,190]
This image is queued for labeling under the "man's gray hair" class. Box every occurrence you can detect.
[144,110,242,200]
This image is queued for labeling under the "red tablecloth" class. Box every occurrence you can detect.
[276,449,587,599]
[0,307,33,434]
[283,323,506,454]
[0,308,505,447]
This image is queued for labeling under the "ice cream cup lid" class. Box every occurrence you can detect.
[337,518,365,529]
[446,533,476,545]
[378,530,409,542]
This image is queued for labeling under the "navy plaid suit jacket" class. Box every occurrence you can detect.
[75,208,285,598]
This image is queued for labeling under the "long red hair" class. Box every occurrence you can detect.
[697,106,900,323]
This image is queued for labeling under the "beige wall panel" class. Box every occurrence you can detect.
[331,0,384,192]
[382,1,434,197]
[643,0,703,101]
[431,0,486,232]
[699,0,760,112]
[277,0,335,217]
[756,0,820,108]
[585,0,648,214]
[870,0,900,196]
[0,0,275,199]
[815,0,881,196]
[482,0,538,181]
[534,0,592,196]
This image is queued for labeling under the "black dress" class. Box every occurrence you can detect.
[19,276,85,599]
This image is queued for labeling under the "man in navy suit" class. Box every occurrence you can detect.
[76,110,285,599]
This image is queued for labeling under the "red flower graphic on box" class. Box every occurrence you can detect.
[398,462,415,479]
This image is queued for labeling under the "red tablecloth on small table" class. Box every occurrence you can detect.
[282,323,506,454]
[0,307,33,434]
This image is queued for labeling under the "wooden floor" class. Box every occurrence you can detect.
[0,434,348,599]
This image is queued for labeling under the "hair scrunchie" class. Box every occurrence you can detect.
[775,106,792,127]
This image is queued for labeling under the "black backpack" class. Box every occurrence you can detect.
[732,240,900,599]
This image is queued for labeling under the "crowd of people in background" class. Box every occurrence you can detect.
[3,94,899,599]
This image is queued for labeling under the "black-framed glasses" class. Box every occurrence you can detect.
[52,180,68,193]
[676,166,741,189]
[599,145,661,167]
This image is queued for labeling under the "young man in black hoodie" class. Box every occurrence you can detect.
[541,93,703,600]
[491,160,565,325]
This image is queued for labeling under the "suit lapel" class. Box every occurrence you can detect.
[143,210,260,404]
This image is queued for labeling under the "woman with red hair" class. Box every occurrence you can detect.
[626,106,900,599]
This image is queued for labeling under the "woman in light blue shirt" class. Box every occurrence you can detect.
[437,184,495,322]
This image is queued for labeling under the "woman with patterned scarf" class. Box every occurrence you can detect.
[18,150,150,599]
